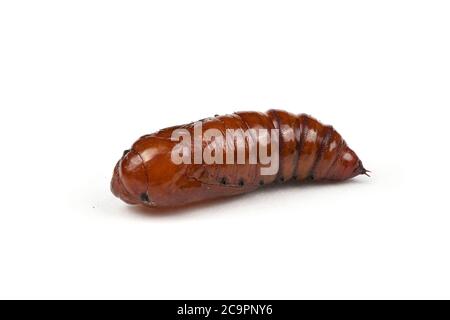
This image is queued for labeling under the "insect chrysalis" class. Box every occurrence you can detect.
[111,110,368,207]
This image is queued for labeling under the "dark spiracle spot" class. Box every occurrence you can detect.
[123,149,130,157]
[238,179,245,186]
[292,175,298,180]
[140,192,150,203]
[259,180,264,186]
[279,177,285,183]
[220,177,227,185]
[308,175,315,181]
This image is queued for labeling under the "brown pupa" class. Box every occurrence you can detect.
[111,110,368,208]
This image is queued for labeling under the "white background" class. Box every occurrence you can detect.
[0,1,449,299]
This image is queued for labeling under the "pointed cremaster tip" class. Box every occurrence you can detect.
[359,161,371,177]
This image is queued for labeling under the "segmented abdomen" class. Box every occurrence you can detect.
[201,109,366,187]
[264,109,365,183]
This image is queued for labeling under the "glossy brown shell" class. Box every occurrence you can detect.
[111,110,367,207]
